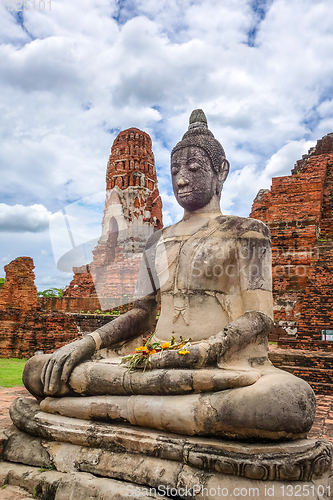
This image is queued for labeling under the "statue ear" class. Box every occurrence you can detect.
[220,159,230,184]
[216,159,229,195]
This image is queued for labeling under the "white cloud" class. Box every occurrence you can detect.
[1,0,333,288]
[0,9,31,45]
[221,139,316,216]
[159,190,183,226]
[0,204,51,232]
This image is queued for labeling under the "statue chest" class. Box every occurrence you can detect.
[155,233,244,295]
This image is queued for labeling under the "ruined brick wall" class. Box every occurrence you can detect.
[0,258,80,358]
[63,265,97,299]
[0,309,79,358]
[0,257,37,313]
[268,347,333,394]
[250,132,333,348]
[37,296,132,314]
[64,127,163,308]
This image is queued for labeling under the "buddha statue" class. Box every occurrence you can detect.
[23,110,316,441]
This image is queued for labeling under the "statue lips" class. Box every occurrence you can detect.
[178,189,192,197]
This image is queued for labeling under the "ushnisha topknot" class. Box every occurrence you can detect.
[171,109,228,175]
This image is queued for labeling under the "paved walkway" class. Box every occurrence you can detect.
[0,387,34,432]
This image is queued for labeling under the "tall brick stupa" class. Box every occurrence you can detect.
[64,128,163,310]
[250,132,333,349]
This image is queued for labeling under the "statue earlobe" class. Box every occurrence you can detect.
[216,159,230,195]
[221,159,230,184]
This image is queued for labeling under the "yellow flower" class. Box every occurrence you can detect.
[161,342,170,349]
[149,349,157,354]
[135,346,147,352]
[178,350,190,355]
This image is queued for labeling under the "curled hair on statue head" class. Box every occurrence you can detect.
[171,109,230,195]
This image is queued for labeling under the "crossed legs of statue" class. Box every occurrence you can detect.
[23,346,316,441]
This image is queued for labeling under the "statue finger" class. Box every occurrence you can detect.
[48,354,69,394]
[43,358,56,393]
[61,355,76,383]
[41,357,51,386]
[41,351,64,386]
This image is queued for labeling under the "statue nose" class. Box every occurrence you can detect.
[177,178,188,187]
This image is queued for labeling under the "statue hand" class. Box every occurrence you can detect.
[41,335,96,396]
[148,345,205,369]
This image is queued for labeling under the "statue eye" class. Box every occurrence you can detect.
[188,162,200,171]
[171,165,179,175]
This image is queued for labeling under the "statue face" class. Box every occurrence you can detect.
[171,146,217,211]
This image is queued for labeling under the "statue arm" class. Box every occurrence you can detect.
[87,294,159,349]
[41,231,161,395]
[41,294,159,395]
[148,311,272,370]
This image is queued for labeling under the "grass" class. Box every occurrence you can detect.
[0,358,27,387]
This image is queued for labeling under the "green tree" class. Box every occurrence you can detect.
[37,288,64,297]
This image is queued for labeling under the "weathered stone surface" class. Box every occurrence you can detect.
[250,132,333,350]
[0,462,158,499]
[1,460,332,500]
[4,112,331,498]
[7,399,333,483]
[0,431,8,459]
[18,363,317,441]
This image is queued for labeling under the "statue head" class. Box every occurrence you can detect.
[171,110,229,211]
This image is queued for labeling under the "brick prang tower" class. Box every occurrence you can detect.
[64,128,163,309]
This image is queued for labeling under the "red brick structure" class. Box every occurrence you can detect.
[0,257,37,313]
[250,132,333,350]
[64,128,163,310]
[268,346,333,394]
[0,258,80,358]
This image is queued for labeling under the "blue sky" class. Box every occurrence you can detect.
[1,0,333,290]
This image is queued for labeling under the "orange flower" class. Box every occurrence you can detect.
[135,346,146,352]
[161,342,170,349]
[178,350,190,355]
[149,349,157,354]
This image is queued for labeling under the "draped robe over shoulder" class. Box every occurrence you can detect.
[136,214,273,343]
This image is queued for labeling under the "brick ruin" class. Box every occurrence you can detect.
[64,127,163,310]
[0,257,37,313]
[0,257,80,358]
[250,132,333,351]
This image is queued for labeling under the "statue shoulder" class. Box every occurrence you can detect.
[145,221,183,250]
[145,228,163,251]
[215,215,270,239]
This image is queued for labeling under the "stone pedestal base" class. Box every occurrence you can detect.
[1,458,332,500]
[0,397,332,500]
[0,462,158,499]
